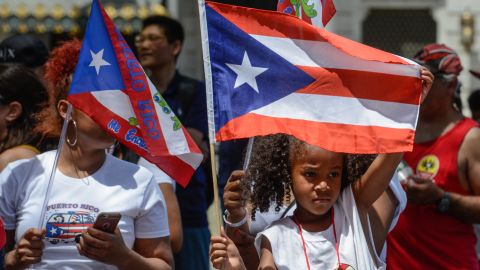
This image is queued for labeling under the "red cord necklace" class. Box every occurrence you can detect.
[292,209,341,270]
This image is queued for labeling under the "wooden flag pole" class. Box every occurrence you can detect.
[209,143,222,235]
[198,0,222,235]
[37,103,73,230]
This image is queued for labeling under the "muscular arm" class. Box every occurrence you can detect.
[448,193,480,223]
[158,183,183,252]
[445,128,480,223]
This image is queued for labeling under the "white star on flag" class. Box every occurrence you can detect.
[50,227,57,235]
[226,51,268,93]
[89,49,111,75]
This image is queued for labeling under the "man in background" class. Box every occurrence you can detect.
[387,44,480,269]
[135,15,211,270]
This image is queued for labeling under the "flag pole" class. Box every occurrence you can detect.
[242,138,255,172]
[209,143,222,235]
[37,103,73,229]
[198,0,222,234]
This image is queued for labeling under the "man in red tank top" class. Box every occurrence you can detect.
[387,44,480,269]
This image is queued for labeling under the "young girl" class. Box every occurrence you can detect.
[210,70,433,269]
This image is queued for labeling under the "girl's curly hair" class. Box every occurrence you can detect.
[244,134,376,219]
[34,39,82,139]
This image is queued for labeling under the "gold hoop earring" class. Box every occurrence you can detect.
[66,119,78,147]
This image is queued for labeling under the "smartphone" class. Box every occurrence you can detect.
[396,160,413,184]
[93,212,121,233]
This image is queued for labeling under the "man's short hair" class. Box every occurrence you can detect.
[142,15,184,44]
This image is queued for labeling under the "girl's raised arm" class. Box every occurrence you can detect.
[352,153,403,210]
[352,67,433,210]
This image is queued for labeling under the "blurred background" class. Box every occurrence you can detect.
[0,0,478,110]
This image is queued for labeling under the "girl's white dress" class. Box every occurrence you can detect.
[255,185,388,270]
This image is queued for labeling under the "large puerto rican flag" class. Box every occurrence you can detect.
[69,0,203,187]
[199,1,422,154]
[277,0,336,28]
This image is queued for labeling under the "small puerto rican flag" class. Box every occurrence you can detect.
[68,0,203,187]
[277,0,336,28]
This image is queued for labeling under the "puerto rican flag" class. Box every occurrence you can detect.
[69,0,203,187]
[46,222,92,239]
[277,0,336,28]
[200,2,422,154]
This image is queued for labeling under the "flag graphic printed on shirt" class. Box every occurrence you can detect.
[201,2,423,154]
[68,0,203,187]
[277,0,336,28]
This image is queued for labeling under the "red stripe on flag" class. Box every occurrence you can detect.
[99,2,170,157]
[68,92,195,187]
[206,1,409,65]
[216,113,414,154]
[321,0,336,26]
[297,66,422,104]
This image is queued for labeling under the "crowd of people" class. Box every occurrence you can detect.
[0,12,477,270]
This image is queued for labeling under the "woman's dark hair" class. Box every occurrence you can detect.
[244,134,376,219]
[0,64,48,153]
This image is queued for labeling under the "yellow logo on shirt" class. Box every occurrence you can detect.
[416,155,440,178]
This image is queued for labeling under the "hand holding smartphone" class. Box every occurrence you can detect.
[75,212,122,244]
[93,212,121,233]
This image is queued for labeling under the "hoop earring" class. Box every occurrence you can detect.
[66,119,78,147]
[106,140,119,154]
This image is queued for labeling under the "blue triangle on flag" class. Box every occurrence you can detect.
[69,0,125,95]
[206,5,315,132]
